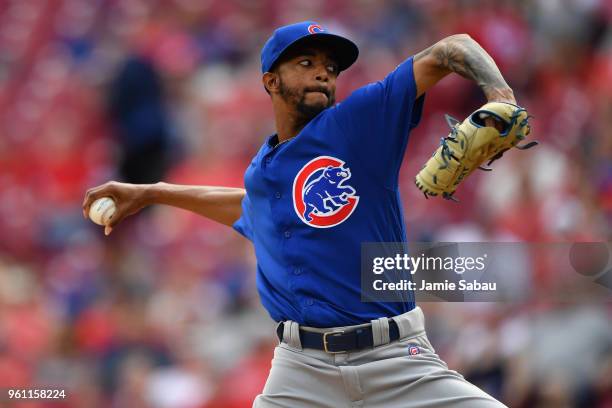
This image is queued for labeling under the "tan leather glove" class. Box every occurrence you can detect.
[415,102,537,201]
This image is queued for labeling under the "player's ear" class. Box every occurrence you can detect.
[263,72,280,94]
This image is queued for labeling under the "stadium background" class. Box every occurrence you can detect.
[0,0,611,407]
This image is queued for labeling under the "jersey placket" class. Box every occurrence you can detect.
[261,145,307,306]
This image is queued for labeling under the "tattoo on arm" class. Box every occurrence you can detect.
[415,34,515,102]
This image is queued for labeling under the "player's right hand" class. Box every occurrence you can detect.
[82,181,151,235]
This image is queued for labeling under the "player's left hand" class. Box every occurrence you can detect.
[484,90,518,132]
[414,101,538,201]
[484,116,505,133]
[485,87,516,105]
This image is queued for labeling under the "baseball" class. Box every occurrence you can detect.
[89,197,117,226]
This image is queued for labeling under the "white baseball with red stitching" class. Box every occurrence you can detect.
[89,197,117,226]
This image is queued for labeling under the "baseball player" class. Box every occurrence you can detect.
[83,21,521,407]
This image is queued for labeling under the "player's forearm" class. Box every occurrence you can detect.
[146,182,245,227]
[417,34,515,103]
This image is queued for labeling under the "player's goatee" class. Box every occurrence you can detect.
[279,80,335,121]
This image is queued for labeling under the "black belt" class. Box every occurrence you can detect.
[276,319,400,353]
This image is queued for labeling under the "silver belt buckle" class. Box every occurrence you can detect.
[322,330,345,353]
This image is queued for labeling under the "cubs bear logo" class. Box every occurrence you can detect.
[293,156,359,228]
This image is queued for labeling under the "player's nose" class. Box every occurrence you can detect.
[314,65,329,82]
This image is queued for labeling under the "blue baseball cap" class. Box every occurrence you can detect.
[261,21,359,73]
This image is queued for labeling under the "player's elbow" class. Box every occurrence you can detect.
[457,33,472,40]
[445,33,472,42]
[431,34,475,62]
[434,33,479,67]
[441,33,475,45]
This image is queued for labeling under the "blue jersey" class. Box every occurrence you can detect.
[234,56,425,327]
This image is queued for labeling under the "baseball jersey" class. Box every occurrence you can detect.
[234,56,425,327]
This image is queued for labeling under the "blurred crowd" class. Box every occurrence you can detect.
[0,0,611,407]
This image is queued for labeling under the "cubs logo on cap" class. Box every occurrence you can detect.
[293,156,359,228]
[261,21,359,73]
[307,24,324,34]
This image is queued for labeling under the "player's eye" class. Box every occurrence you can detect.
[299,59,311,67]
[327,64,338,73]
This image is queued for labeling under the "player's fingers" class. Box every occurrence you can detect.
[104,213,119,236]
[82,181,119,219]
[484,117,496,128]
[103,203,128,235]
[484,116,505,133]
[106,209,122,229]
[82,187,104,219]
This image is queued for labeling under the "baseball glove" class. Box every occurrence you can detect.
[415,102,537,201]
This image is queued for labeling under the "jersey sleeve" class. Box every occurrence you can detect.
[232,193,253,241]
[333,56,425,188]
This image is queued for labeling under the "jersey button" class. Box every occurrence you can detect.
[275,192,281,199]
[306,299,314,306]
[265,157,272,164]
[293,268,302,275]
[284,231,291,238]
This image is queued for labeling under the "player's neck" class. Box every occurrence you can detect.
[274,105,309,143]
[276,121,306,143]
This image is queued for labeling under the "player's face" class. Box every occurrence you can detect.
[276,46,338,120]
